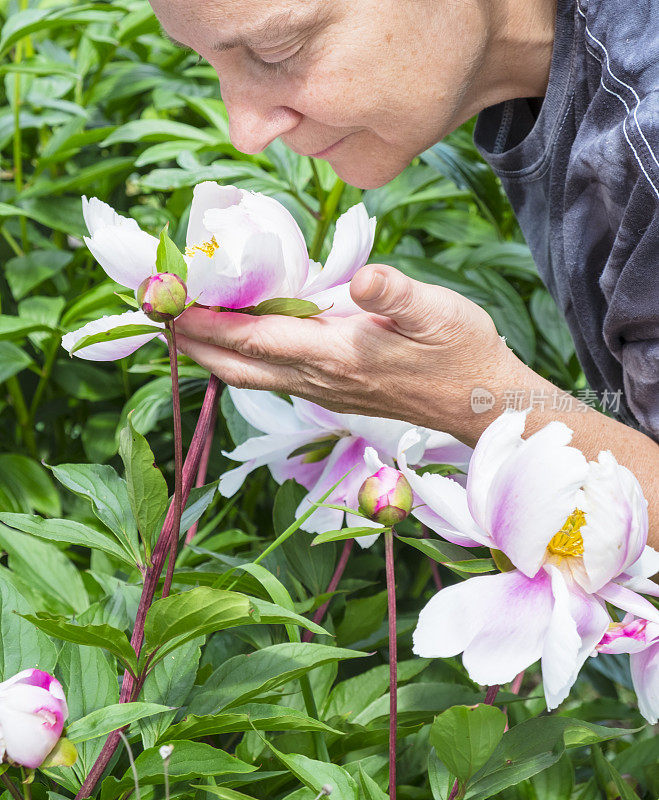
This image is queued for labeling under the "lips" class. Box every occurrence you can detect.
[286,133,353,159]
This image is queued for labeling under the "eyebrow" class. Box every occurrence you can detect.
[210,9,324,52]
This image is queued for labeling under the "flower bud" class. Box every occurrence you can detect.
[0,669,69,769]
[358,465,413,526]
[136,273,187,323]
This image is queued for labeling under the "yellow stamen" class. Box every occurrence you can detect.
[547,508,586,558]
[185,235,219,258]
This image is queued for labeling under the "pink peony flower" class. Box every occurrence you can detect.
[0,669,68,768]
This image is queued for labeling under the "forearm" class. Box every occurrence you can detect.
[438,341,659,551]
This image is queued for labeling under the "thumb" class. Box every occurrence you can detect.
[350,264,460,339]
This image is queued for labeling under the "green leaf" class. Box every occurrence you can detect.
[0,342,32,383]
[49,462,141,563]
[264,737,359,800]
[155,225,187,281]
[21,614,137,676]
[66,703,173,743]
[188,642,368,715]
[397,534,475,562]
[119,418,169,555]
[0,513,134,565]
[0,568,57,680]
[251,297,324,318]
[164,703,341,741]
[101,118,219,147]
[0,526,88,615]
[430,704,506,787]
[5,249,73,300]
[465,717,636,800]
[591,746,642,800]
[70,323,161,355]
[312,526,387,545]
[0,314,52,341]
[143,587,328,664]
[359,766,389,800]
[138,637,203,749]
[102,741,255,798]
[0,455,60,516]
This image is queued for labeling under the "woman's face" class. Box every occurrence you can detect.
[148,0,489,188]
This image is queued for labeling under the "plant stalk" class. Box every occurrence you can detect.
[185,392,218,544]
[1,774,24,800]
[448,685,501,799]
[162,322,184,598]
[75,375,221,799]
[422,525,442,591]
[385,529,397,800]
[302,538,353,643]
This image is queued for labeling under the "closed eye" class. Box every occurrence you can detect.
[249,46,304,75]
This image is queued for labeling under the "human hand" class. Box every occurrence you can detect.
[175,264,521,446]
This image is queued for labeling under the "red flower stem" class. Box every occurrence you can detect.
[302,538,354,643]
[185,393,218,544]
[1,774,24,800]
[421,524,442,591]
[385,529,397,800]
[162,322,183,599]
[75,375,221,800]
[448,684,501,800]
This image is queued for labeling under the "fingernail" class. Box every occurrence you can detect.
[362,269,386,301]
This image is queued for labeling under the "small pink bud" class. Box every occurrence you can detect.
[136,273,187,323]
[358,466,413,526]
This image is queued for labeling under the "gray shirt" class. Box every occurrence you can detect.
[474,0,659,441]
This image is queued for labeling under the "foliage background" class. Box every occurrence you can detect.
[0,0,656,799]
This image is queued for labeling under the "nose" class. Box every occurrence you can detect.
[222,84,302,155]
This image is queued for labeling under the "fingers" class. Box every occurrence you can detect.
[176,333,301,392]
[175,306,320,364]
[350,264,464,340]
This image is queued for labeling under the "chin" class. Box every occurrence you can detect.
[328,151,410,190]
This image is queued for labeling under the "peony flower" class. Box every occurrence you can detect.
[0,669,69,768]
[594,614,659,723]
[405,409,659,710]
[219,387,472,547]
[62,182,376,360]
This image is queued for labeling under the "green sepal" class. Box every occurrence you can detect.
[156,224,187,282]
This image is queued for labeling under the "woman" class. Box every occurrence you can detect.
[148,0,659,545]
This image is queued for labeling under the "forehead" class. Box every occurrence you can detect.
[153,0,318,37]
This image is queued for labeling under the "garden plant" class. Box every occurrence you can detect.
[0,2,657,800]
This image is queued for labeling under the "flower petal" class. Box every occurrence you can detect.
[580,450,649,592]
[219,430,318,497]
[630,641,659,723]
[186,182,241,248]
[398,432,489,547]
[228,387,308,435]
[541,566,608,709]
[82,196,141,237]
[84,225,158,290]
[301,203,375,295]
[61,311,163,361]
[413,569,555,685]
[296,436,371,534]
[303,282,362,317]
[597,581,659,624]
[0,684,65,768]
[235,190,310,296]
[485,419,588,577]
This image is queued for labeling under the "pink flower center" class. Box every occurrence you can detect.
[597,618,648,650]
